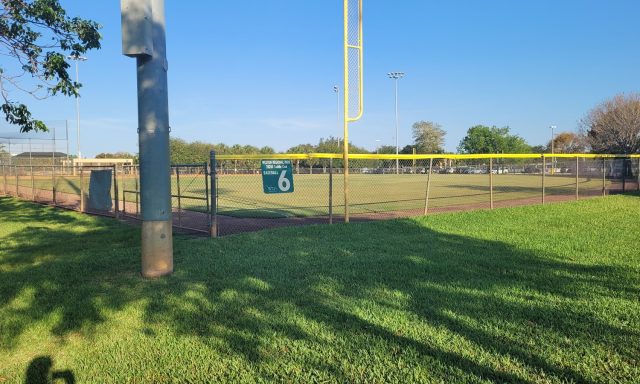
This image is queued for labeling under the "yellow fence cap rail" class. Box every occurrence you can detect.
[213,153,637,161]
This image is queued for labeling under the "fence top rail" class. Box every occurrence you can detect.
[4,164,117,168]
[171,163,207,167]
[214,153,639,161]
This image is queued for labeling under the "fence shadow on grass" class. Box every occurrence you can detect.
[0,196,638,382]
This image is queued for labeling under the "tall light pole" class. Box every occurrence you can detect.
[388,72,404,174]
[67,55,87,159]
[550,125,556,175]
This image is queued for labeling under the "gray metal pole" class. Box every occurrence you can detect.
[209,150,217,237]
[122,0,173,277]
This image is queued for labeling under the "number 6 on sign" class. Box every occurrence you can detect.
[278,170,291,192]
[261,160,295,194]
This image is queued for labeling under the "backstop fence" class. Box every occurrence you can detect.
[1,153,638,236]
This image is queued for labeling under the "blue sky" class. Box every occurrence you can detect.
[5,0,640,156]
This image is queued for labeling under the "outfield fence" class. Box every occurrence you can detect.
[1,154,638,236]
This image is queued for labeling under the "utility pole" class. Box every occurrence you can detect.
[388,72,404,174]
[122,0,173,278]
[67,55,87,159]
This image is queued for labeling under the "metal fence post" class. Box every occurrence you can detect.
[602,158,606,197]
[175,166,182,227]
[209,150,218,238]
[31,165,35,201]
[622,158,626,192]
[113,165,120,218]
[135,172,139,216]
[541,156,546,204]
[80,166,85,212]
[637,157,640,192]
[204,161,210,224]
[575,156,579,200]
[15,166,19,196]
[489,157,494,209]
[329,158,333,224]
[423,158,433,215]
[52,165,56,205]
[2,164,9,195]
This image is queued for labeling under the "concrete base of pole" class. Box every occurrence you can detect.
[141,220,173,278]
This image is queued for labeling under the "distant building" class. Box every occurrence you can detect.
[11,152,69,165]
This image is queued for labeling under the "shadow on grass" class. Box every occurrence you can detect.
[25,356,75,384]
[0,196,638,382]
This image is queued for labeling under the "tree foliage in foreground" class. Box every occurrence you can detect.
[0,0,101,132]
[581,93,640,154]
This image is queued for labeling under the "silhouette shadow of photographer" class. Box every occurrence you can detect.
[25,356,75,384]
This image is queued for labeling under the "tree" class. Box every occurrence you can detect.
[377,145,397,154]
[412,121,445,153]
[530,145,547,154]
[548,132,586,154]
[581,93,640,154]
[458,125,531,154]
[0,0,101,132]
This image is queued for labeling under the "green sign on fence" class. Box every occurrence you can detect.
[261,160,294,194]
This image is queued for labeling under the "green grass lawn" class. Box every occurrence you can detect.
[1,195,638,383]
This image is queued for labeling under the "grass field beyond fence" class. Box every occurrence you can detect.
[1,194,639,383]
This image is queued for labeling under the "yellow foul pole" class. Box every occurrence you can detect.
[343,0,363,223]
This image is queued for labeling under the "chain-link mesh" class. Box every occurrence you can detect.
[1,155,637,237]
[345,0,362,120]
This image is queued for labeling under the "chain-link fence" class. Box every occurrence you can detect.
[0,163,211,234]
[2,154,638,236]
[211,153,640,236]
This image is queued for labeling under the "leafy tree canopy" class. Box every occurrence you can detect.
[412,121,446,153]
[458,125,531,154]
[0,0,101,132]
